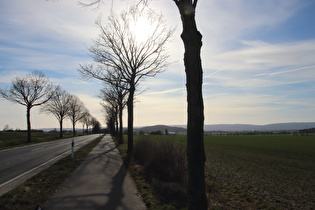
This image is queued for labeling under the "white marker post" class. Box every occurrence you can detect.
[71,139,74,159]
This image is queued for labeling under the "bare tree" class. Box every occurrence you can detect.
[80,110,92,134]
[67,95,86,136]
[79,6,173,153]
[103,103,116,136]
[99,77,127,143]
[100,89,119,138]
[41,86,71,138]
[90,116,101,133]
[0,71,55,143]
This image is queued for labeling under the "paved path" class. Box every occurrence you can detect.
[44,135,146,210]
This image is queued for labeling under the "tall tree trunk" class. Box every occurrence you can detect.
[110,117,115,136]
[72,120,76,137]
[127,83,135,154]
[59,119,63,139]
[115,106,119,139]
[175,1,207,209]
[26,106,31,143]
[119,101,123,144]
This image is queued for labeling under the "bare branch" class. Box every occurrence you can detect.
[0,70,55,108]
[78,0,102,8]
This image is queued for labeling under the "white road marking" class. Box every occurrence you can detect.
[31,147,44,152]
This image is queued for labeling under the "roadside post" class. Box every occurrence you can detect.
[71,139,74,159]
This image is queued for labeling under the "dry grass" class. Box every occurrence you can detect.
[134,136,187,183]
[133,136,188,208]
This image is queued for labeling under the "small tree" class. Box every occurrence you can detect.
[100,91,119,138]
[0,71,55,143]
[3,125,12,132]
[103,103,116,136]
[41,86,71,138]
[99,79,127,143]
[91,117,101,133]
[80,110,92,134]
[67,95,86,136]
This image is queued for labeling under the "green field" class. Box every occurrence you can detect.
[135,134,315,209]
[205,135,315,209]
[0,132,74,150]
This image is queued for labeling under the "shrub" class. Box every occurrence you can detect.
[133,136,187,184]
[133,136,188,207]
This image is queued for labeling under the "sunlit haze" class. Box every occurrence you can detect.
[1,0,315,130]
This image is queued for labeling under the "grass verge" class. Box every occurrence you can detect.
[0,135,103,210]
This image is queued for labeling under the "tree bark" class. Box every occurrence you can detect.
[115,106,119,139]
[26,106,31,143]
[175,1,207,209]
[127,83,135,154]
[72,120,76,137]
[118,101,124,144]
[59,119,63,138]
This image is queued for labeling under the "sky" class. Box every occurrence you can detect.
[0,0,315,130]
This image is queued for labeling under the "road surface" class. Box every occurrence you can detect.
[0,134,101,196]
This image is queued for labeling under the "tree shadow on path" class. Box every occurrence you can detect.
[101,163,130,210]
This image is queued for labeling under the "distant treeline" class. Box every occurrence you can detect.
[1,129,44,133]
[1,128,106,134]
[133,128,315,136]
[206,128,315,136]
[299,127,315,134]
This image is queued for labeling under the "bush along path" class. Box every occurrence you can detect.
[0,135,103,210]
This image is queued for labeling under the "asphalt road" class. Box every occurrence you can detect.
[0,134,101,195]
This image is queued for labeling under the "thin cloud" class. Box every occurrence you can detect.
[254,65,315,77]
[204,39,315,79]
[145,88,185,96]
[205,68,225,78]
[270,65,315,76]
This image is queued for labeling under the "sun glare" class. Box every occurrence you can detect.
[130,18,155,44]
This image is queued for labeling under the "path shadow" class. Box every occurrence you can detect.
[101,163,129,210]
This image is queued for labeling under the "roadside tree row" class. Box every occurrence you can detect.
[79,6,173,153]
[99,75,128,144]
[79,1,208,208]
[0,70,100,142]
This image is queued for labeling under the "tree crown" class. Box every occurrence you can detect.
[0,70,55,108]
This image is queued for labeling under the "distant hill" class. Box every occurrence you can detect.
[135,125,187,134]
[204,122,315,131]
[135,122,315,133]
[39,122,315,133]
